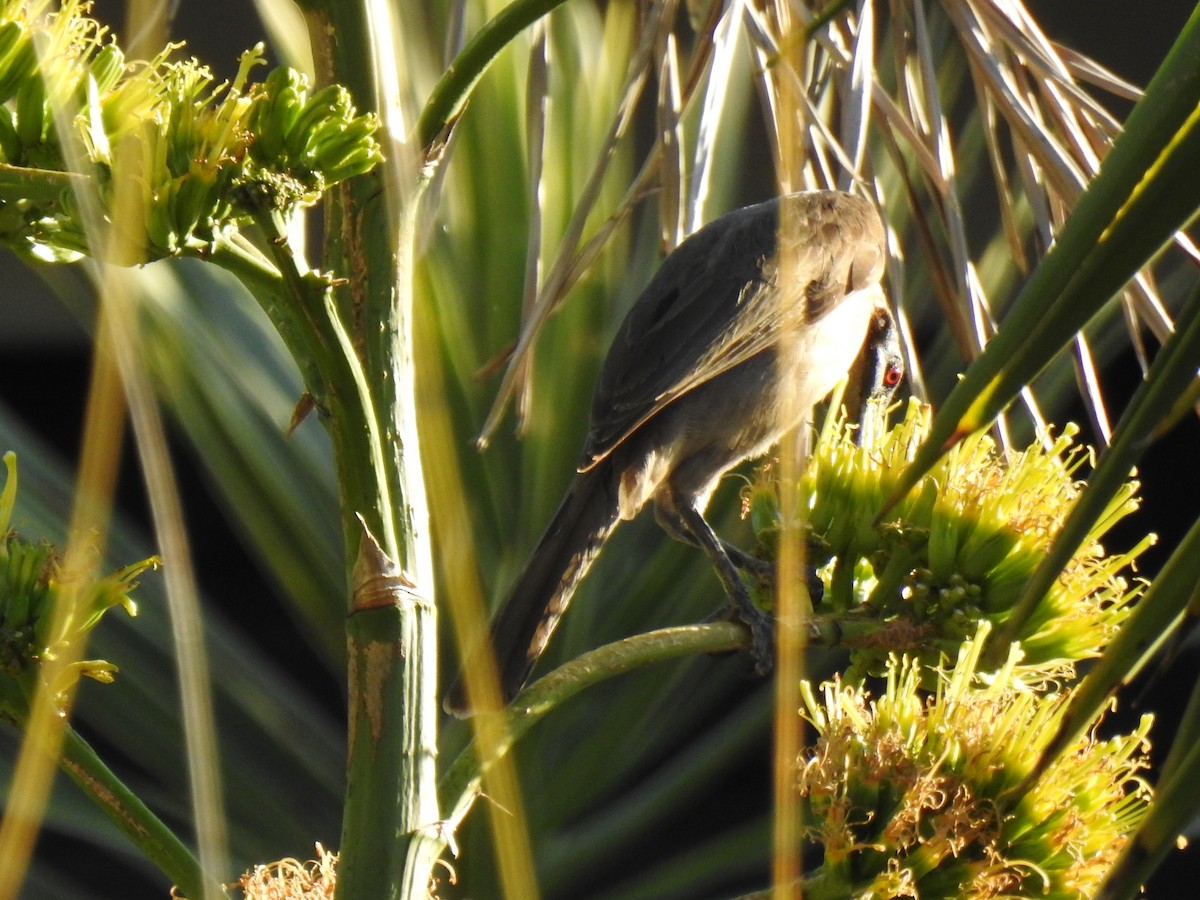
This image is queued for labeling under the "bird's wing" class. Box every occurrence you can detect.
[580,190,885,471]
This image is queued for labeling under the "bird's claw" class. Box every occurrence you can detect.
[729,549,826,606]
[745,611,775,676]
[730,586,775,676]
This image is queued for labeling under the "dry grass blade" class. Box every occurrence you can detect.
[797,89,868,190]
[560,175,653,280]
[871,86,947,192]
[910,0,982,357]
[1073,334,1113,444]
[973,0,1128,125]
[1017,382,1049,444]
[739,2,796,177]
[1011,126,1057,255]
[839,0,873,191]
[1123,286,1155,378]
[967,257,1050,447]
[1128,274,1174,352]
[945,4,1088,200]
[976,85,1029,274]
[741,4,786,171]
[742,2,855,190]
[679,0,727,97]
[1040,79,1105,181]
[946,0,1191,436]
[873,94,978,379]
[1167,229,1200,271]
[1053,43,1142,101]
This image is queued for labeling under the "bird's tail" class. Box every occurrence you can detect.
[444,464,621,715]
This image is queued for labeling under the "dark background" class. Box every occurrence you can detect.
[2,1,1198,896]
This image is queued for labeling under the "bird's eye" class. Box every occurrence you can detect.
[883,364,903,387]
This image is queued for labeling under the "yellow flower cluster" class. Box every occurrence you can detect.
[748,399,1149,679]
[0,0,381,262]
[0,452,154,711]
[745,401,1154,895]
[798,627,1152,898]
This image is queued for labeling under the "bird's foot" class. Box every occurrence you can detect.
[725,544,826,606]
[729,587,775,676]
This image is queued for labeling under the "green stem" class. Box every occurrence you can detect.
[828,551,857,610]
[209,225,400,560]
[0,163,81,202]
[865,541,921,609]
[206,232,324,404]
[435,613,922,853]
[212,227,399,555]
[245,208,402,555]
[439,622,750,837]
[58,726,227,899]
[416,0,574,150]
[216,162,432,900]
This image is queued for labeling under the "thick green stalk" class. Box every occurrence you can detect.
[300,4,440,898]
[217,29,438,900]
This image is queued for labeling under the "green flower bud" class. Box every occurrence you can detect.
[14,69,46,148]
[284,83,348,159]
[0,27,35,105]
[88,42,125,94]
[0,104,21,162]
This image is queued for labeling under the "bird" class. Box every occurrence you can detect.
[445,190,899,715]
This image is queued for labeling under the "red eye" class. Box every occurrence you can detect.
[884,364,903,387]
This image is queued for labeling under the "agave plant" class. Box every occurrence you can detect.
[1,0,1198,898]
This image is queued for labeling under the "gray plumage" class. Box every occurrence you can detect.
[446,190,896,715]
